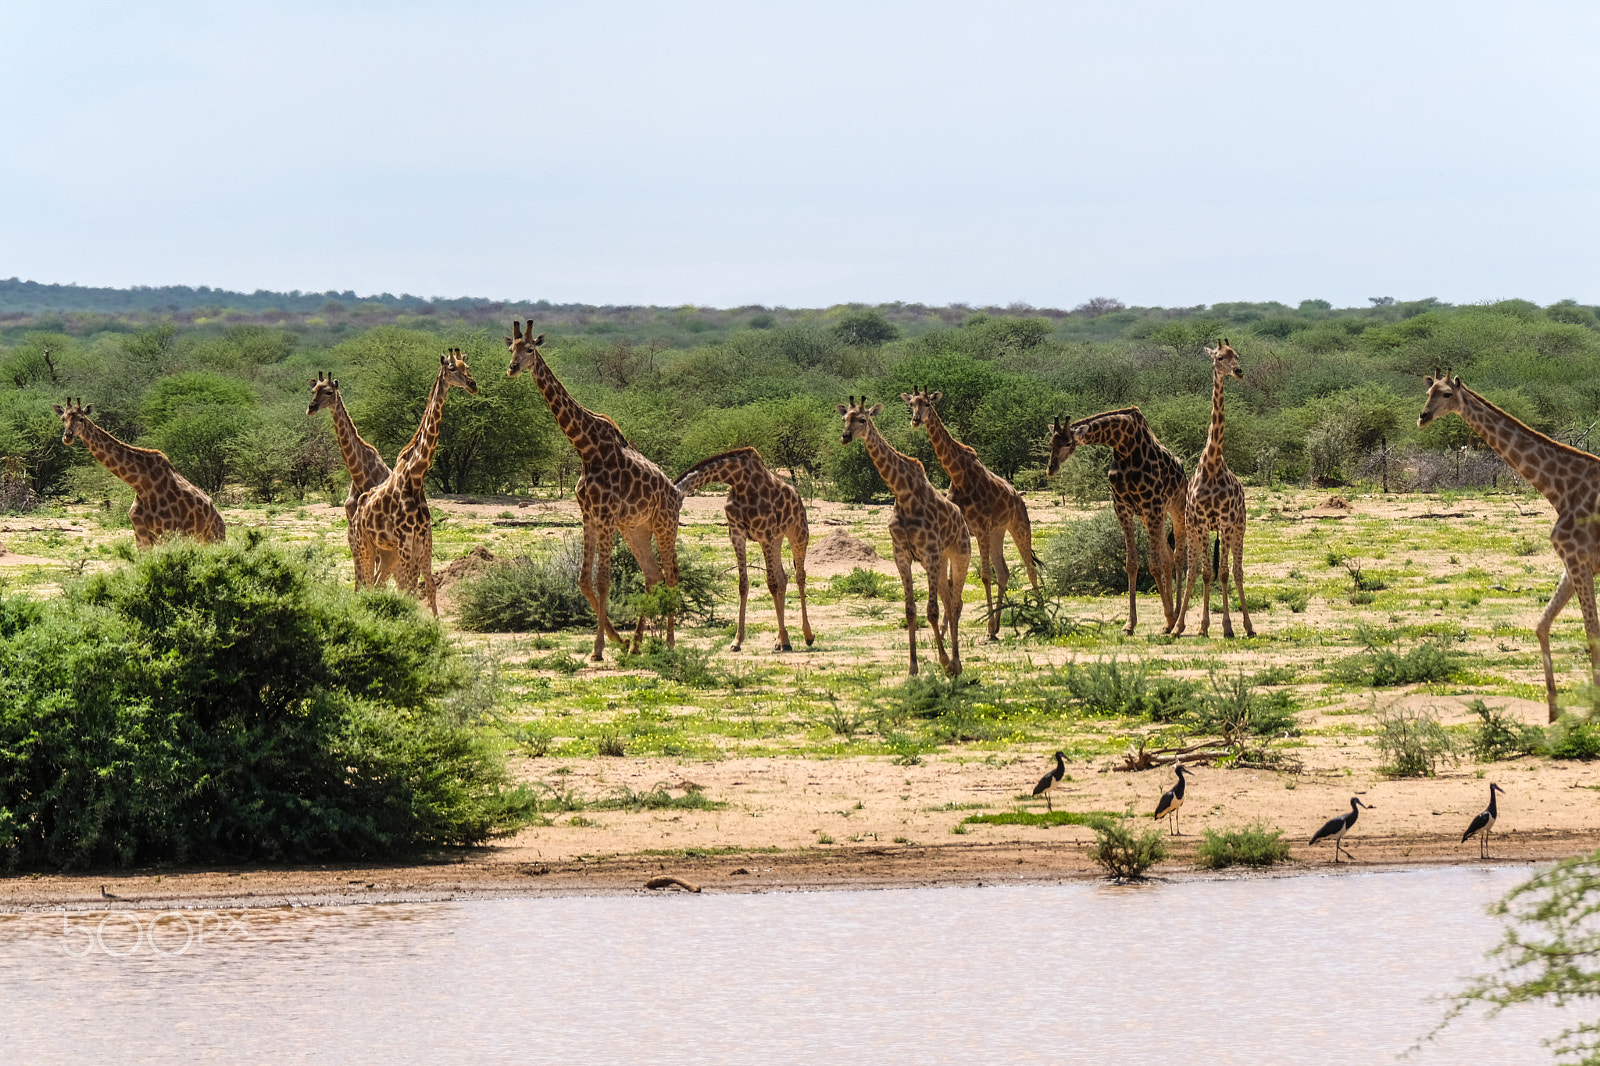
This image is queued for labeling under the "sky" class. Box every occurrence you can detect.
[2,1,1597,309]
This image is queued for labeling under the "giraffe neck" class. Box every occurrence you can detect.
[1453,386,1598,509]
[526,345,625,462]
[859,417,928,501]
[922,405,982,485]
[1074,409,1145,456]
[395,370,450,494]
[76,419,161,494]
[329,390,389,494]
[1198,366,1229,476]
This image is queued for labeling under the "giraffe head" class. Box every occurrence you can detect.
[836,396,883,446]
[1046,415,1077,477]
[901,387,943,431]
[504,320,547,378]
[441,349,480,395]
[51,397,95,447]
[1204,338,1244,381]
[307,371,341,416]
[1418,372,1466,427]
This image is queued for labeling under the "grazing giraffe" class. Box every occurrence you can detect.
[506,322,682,660]
[675,447,813,652]
[1419,373,1600,721]
[837,396,971,677]
[903,387,1040,642]
[1048,407,1188,634]
[53,397,225,548]
[307,371,393,583]
[351,350,478,615]
[1174,339,1255,638]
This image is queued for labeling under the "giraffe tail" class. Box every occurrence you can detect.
[1211,532,1220,573]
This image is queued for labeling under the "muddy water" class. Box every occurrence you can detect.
[0,867,1563,1064]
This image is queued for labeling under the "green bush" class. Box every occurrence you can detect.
[1468,699,1544,762]
[832,566,891,597]
[1547,713,1600,761]
[1052,657,1197,720]
[0,538,536,870]
[1086,816,1168,880]
[1371,702,1457,777]
[1329,640,1461,687]
[1195,822,1292,868]
[1187,667,1299,739]
[1042,507,1160,596]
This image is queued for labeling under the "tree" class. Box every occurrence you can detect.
[1430,850,1600,1063]
[153,403,260,495]
[833,309,900,347]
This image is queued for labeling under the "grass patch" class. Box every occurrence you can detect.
[1195,822,1291,868]
[961,810,1123,828]
[831,566,891,598]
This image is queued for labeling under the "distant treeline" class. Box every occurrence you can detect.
[2,285,1598,511]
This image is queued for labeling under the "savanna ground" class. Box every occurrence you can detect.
[4,481,1600,909]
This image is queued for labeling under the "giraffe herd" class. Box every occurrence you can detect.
[45,326,1600,710]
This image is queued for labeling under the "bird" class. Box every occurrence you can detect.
[1309,797,1372,863]
[1153,763,1191,835]
[1032,751,1066,811]
[1462,783,1506,858]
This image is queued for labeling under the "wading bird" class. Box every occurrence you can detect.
[1310,797,1371,863]
[1462,783,1506,858]
[1153,763,1191,835]
[1033,751,1066,811]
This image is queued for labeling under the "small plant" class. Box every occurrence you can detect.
[1342,558,1387,592]
[1186,666,1299,741]
[816,832,836,845]
[623,641,725,689]
[819,704,867,738]
[1511,536,1540,557]
[1371,701,1457,777]
[1547,713,1600,761]
[831,566,890,598]
[1053,656,1198,720]
[1468,699,1543,762]
[1330,640,1461,687]
[528,651,585,675]
[1085,816,1168,881]
[1274,588,1309,613]
[1195,822,1291,868]
[596,729,627,757]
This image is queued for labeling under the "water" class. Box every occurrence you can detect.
[0,867,1565,1064]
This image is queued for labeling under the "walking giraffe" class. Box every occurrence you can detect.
[307,371,392,583]
[675,447,813,652]
[1048,407,1188,634]
[351,349,478,615]
[506,322,682,660]
[53,398,225,548]
[1174,339,1255,638]
[1419,373,1600,721]
[903,387,1039,641]
[837,396,971,677]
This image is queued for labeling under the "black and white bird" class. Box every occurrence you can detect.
[1032,751,1066,811]
[1153,763,1191,835]
[1309,796,1371,863]
[1462,783,1506,858]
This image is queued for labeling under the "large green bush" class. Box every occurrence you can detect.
[0,538,534,870]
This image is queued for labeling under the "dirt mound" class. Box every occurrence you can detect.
[809,530,879,565]
[1319,496,1352,510]
[433,544,501,600]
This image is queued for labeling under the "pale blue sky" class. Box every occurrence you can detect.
[3,1,1596,308]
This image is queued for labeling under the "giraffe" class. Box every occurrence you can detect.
[837,396,971,677]
[505,322,682,660]
[1173,339,1255,638]
[52,397,225,548]
[307,371,393,583]
[902,387,1040,642]
[675,447,813,652]
[351,349,478,615]
[1419,373,1600,722]
[1048,407,1189,635]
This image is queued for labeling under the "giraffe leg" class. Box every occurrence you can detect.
[657,522,680,651]
[729,528,749,652]
[1165,505,1188,633]
[1230,523,1253,638]
[580,523,620,661]
[1199,529,1215,637]
[892,539,919,677]
[1536,570,1577,723]
[420,521,438,617]
[1173,525,1203,637]
[1218,528,1235,640]
[1145,512,1176,635]
[792,530,814,647]
[987,526,1010,641]
[129,501,155,552]
[946,548,969,677]
[1011,513,1041,592]
[1574,564,1600,715]
[924,550,951,674]
[1115,499,1139,635]
[973,531,997,643]
[622,525,666,655]
[760,538,792,651]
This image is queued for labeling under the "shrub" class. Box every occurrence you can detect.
[1371,702,1457,777]
[1330,640,1461,687]
[1546,713,1600,761]
[1468,699,1544,762]
[622,640,726,689]
[1195,822,1292,868]
[0,538,536,870]
[1042,508,1160,596]
[1187,667,1299,739]
[1086,816,1168,881]
[1052,656,1197,720]
[832,566,890,597]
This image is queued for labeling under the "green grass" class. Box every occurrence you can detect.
[960,810,1123,828]
[1195,823,1292,868]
